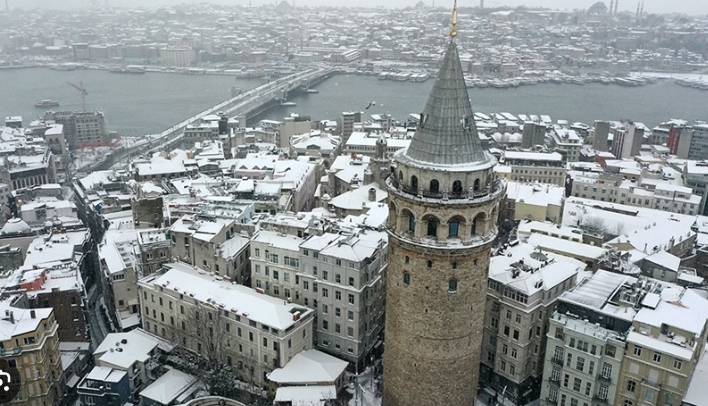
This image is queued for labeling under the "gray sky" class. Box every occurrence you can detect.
[8,0,708,15]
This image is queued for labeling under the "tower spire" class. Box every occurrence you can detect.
[449,0,458,39]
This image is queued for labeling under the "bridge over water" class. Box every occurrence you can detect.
[86,67,336,172]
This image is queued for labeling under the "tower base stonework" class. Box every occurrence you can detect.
[383,236,492,406]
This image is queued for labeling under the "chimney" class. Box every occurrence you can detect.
[30,310,36,319]
[368,187,377,202]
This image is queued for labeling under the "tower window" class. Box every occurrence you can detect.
[427,260,433,269]
[473,178,481,192]
[403,272,411,286]
[452,180,463,196]
[452,261,457,269]
[405,256,410,264]
[410,175,418,194]
[426,216,439,238]
[448,216,464,238]
[429,179,439,194]
[448,278,458,293]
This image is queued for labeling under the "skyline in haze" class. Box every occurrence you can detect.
[7,0,708,15]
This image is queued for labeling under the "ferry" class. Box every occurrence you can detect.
[35,99,60,108]
[282,101,297,107]
[110,65,146,74]
[306,88,320,94]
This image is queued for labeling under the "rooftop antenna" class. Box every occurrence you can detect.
[449,0,458,39]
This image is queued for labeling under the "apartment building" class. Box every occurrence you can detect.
[480,242,584,405]
[571,173,702,215]
[138,262,314,386]
[499,151,567,186]
[617,286,708,406]
[540,312,626,406]
[0,299,62,406]
[250,227,388,365]
[543,270,708,406]
[550,126,582,162]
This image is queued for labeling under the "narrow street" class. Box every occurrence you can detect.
[86,284,109,349]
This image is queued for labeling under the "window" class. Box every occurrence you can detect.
[605,345,616,357]
[410,175,418,193]
[335,291,342,300]
[576,357,584,372]
[585,382,591,396]
[673,359,682,370]
[403,272,411,286]
[452,180,463,195]
[448,278,458,293]
[626,380,636,393]
[563,374,569,387]
[573,377,582,392]
[448,219,460,238]
[322,320,329,330]
[512,329,519,340]
[430,179,439,194]
[623,401,633,406]
[348,294,354,304]
[348,310,354,320]
[427,216,439,238]
[598,385,609,400]
[653,352,662,363]
[601,362,612,378]
[633,345,642,356]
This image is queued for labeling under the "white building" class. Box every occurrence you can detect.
[480,241,585,405]
[138,262,314,386]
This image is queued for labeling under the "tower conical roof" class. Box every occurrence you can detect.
[403,40,491,167]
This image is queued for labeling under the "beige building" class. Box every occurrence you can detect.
[138,262,314,387]
[617,287,708,406]
[169,214,250,281]
[543,270,708,406]
[498,151,567,186]
[502,181,564,223]
[250,226,388,365]
[0,299,62,406]
[480,242,583,404]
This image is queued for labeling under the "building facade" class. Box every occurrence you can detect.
[138,263,314,387]
[382,28,504,406]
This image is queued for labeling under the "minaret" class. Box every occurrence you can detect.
[382,1,505,406]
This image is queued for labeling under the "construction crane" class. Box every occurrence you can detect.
[66,81,88,112]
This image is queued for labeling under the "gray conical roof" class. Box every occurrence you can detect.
[403,40,489,166]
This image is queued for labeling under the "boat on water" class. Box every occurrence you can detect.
[282,101,297,107]
[306,88,319,93]
[35,99,60,108]
[110,65,146,74]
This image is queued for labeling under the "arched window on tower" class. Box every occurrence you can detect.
[473,178,481,193]
[448,278,458,293]
[402,209,415,234]
[424,215,439,239]
[410,175,418,194]
[429,179,439,195]
[448,215,465,238]
[452,180,463,196]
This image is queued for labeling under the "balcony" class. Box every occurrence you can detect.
[551,357,564,366]
[592,395,608,404]
[548,375,561,385]
[597,374,611,383]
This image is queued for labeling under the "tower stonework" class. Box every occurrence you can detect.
[382,13,505,406]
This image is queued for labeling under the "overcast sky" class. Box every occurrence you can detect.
[9,0,708,15]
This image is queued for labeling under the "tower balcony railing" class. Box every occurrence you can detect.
[390,178,505,206]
